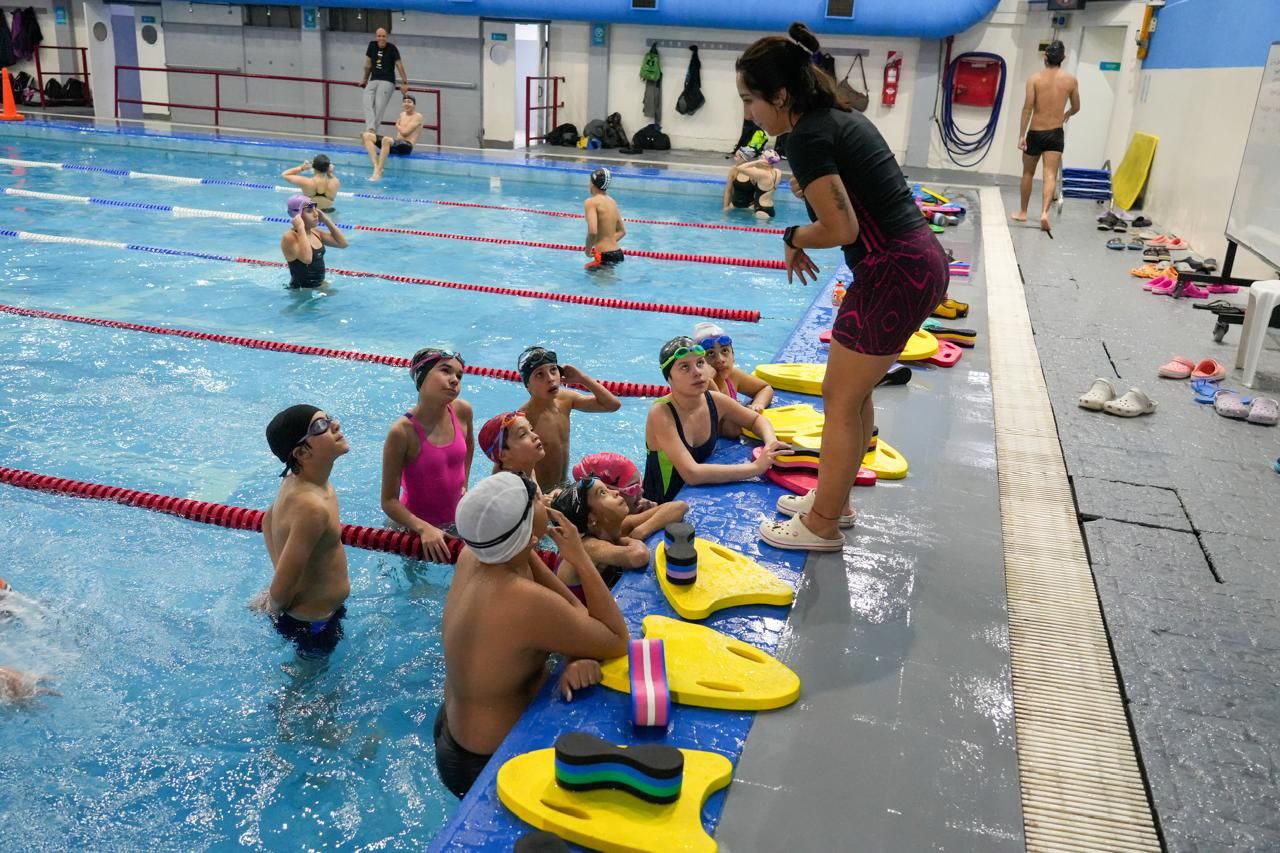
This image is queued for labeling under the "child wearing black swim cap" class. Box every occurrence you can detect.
[584,168,627,270]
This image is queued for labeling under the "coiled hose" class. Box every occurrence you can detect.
[935,52,1007,168]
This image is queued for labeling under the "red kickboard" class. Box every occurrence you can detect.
[924,339,963,367]
[819,328,832,343]
[754,447,876,490]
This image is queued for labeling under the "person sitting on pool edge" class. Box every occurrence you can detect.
[253,405,352,658]
[550,475,689,601]
[381,348,474,565]
[643,336,790,504]
[722,147,783,219]
[437,472,629,799]
[281,155,340,216]
[478,411,545,480]
[692,322,773,437]
[361,94,424,181]
[518,346,621,492]
[280,195,348,289]
[583,168,627,270]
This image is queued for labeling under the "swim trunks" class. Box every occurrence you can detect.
[375,136,414,156]
[585,249,624,270]
[1024,127,1065,156]
[832,224,949,356]
[433,703,493,798]
[273,605,346,657]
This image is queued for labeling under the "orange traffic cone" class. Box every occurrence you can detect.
[1,68,25,122]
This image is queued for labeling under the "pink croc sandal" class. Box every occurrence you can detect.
[1191,359,1226,381]
[1247,396,1279,426]
[1143,275,1175,292]
[1158,356,1196,379]
[1177,282,1210,299]
[1150,278,1179,296]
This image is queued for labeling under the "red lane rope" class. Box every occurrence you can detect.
[227,258,759,323]
[0,303,671,398]
[0,465,559,567]
[423,199,786,235]
[349,224,786,270]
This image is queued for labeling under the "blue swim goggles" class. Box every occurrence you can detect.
[697,335,733,350]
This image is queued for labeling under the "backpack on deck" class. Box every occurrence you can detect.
[602,112,629,149]
[582,119,606,143]
[43,77,63,103]
[634,123,670,151]
[63,77,86,105]
[548,122,579,146]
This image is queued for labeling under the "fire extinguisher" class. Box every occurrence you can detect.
[883,51,902,107]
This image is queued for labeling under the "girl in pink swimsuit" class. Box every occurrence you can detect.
[691,322,773,439]
[380,348,475,564]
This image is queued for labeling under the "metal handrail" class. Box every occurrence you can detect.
[112,65,443,144]
[525,75,565,148]
[35,46,91,108]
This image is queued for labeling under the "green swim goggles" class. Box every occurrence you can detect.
[659,344,706,372]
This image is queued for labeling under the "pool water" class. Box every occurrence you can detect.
[0,132,811,848]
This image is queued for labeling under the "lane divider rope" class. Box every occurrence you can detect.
[0,229,760,323]
[0,157,786,235]
[0,302,671,398]
[1,187,785,270]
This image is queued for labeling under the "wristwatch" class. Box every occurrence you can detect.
[783,225,799,249]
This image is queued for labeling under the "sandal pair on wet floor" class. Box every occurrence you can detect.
[1079,378,1156,417]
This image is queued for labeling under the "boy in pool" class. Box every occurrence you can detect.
[517,346,621,492]
[583,168,627,269]
[437,472,629,799]
[478,411,545,480]
[254,405,352,658]
[692,322,773,438]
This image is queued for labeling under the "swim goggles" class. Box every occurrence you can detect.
[296,415,334,447]
[659,344,706,372]
[697,335,733,350]
[518,347,558,378]
[461,474,537,551]
[485,411,524,459]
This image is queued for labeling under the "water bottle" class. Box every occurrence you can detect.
[831,284,846,307]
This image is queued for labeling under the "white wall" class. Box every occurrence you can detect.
[548,22,589,131]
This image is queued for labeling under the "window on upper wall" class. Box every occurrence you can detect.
[327,9,393,34]
[826,0,855,17]
[631,0,657,9]
[243,5,300,29]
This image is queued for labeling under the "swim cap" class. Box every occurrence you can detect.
[572,452,639,490]
[736,146,758,162]
[761,149,781,165]
[311,154,331,173]
[410,347,464,389]
[659,336,698,379]
[518,346,559,386]
[479,411,523,463]
[266,403,321,475]
[1044,40,1065,64]
[456,472,538,564]
[549,477,596,535]
[692,322,726,342]
[287,194,317,218]
[590,168,611,191]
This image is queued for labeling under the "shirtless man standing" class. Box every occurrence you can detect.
[256,405,352,658]
[517,345,622,492]
[361,95,425,181]
[436,472,629,798]
[1013,40,1080,233]
[583,168,627,269]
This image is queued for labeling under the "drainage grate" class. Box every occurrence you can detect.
[980,188,1161,852]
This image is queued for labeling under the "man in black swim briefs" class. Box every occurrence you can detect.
[1014,40,1081,233]
[583,168,626,269]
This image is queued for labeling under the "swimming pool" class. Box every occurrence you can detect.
[0,126,812,847]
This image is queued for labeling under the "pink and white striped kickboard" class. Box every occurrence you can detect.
[629,638,671,728]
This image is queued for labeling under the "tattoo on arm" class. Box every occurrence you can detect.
[829,182,849,213]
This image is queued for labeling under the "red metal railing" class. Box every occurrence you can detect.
[35,46,92,107]
[525,75,564,148]
[112,65,442,144]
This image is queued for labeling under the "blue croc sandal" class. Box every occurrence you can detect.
[1191,378,1221,404]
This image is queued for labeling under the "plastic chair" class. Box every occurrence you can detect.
[1236,280,1280,388]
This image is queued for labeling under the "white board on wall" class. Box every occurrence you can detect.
[1225,41,1280,271]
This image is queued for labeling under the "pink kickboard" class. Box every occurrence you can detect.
[819,328,832,343]
[924,339,963,368]
[755,448,876,491]
[948,266,970,278]
[629,639,670,728]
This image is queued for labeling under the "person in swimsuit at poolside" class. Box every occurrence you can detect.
[478,411,545,481]
[254,405,352,658]
[691,322,773,438]
[583,168,627,269]
[280,194,348,289]
[517,346,621,492]
[722,147,784,219]
[737,24,950,551]
[642,336,790,504]
[381,348,475,565]
[436,472,629,798]
[1013,40,1080,233]
[362,95,425,181]
[281,154,340,216]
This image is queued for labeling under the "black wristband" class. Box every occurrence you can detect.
[783,225,799,249]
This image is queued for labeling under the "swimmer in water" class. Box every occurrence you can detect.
[692,322,773,438]
[479,411,545,481]
[281,154,340,215]
[723,147,783,219]
[517,346,621,492]
[0,667,59,703]
[583,168,626,269]
[280,194,348,289]
[254,405,352,658]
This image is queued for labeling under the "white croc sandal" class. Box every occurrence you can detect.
[1102,388,1157,417]
[1079,378,1115,411]
[759,516,845,552]
[776,489,856,528]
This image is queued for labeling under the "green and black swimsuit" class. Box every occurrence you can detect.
[642,391,720,504]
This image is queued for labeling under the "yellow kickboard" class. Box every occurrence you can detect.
[741,403,823,443]
[497,746,732,853]
[752,334,938,395]
[863,440,909,480]
[1113,132,1159,211]
[742,404,909,478]
[656,537,795,621]
[601,615,800,711]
